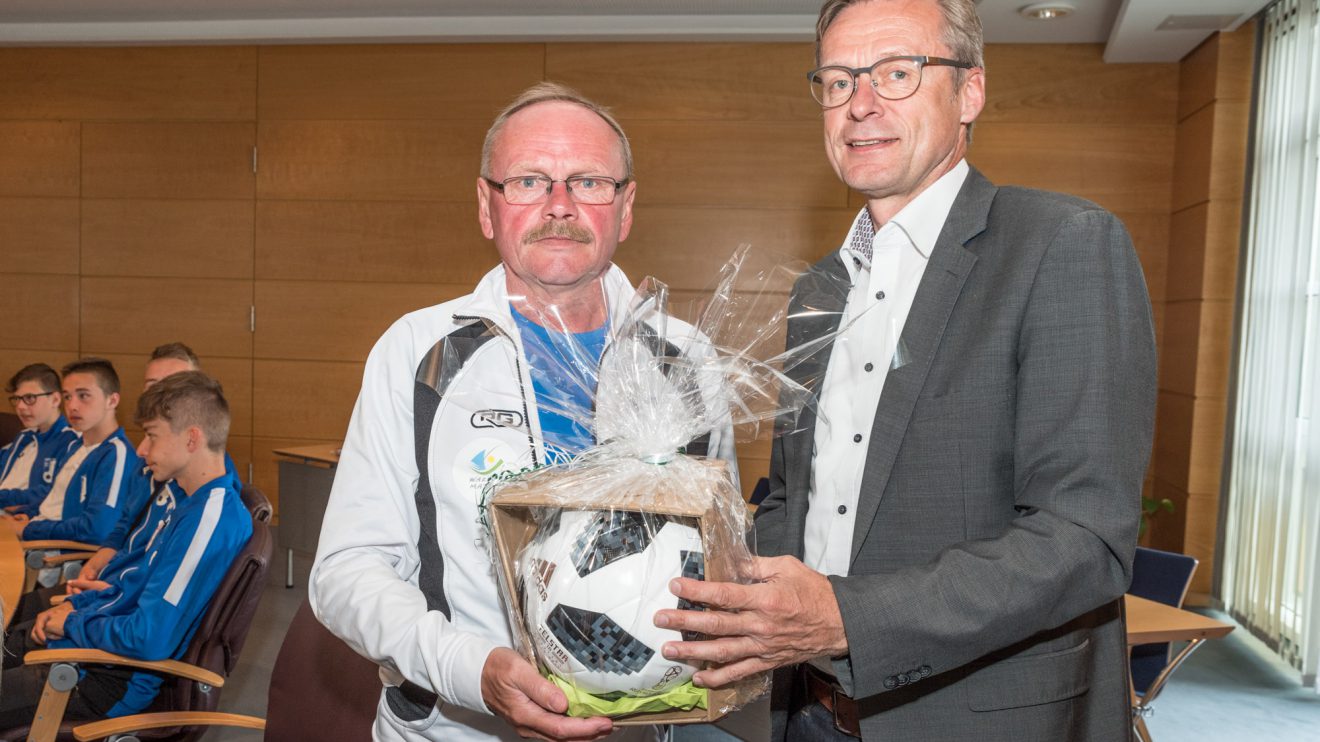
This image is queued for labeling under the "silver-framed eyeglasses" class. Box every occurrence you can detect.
[7,391,55,407]
[807,55,974,108]
[485,175,628,205]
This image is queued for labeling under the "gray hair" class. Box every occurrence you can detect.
[480,81,633,181]
[815,0,985,70]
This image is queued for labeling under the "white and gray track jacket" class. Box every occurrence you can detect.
[310,264,736,742]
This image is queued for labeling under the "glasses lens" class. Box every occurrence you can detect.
[567,177,618,205]
[872,58,922,100]
[9,393,45,406]
[810,67,856,107]
[502,175,550,205]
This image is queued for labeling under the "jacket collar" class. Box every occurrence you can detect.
[455,263,636,335]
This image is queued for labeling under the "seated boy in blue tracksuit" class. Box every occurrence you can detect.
[0,363,81,511]
[0,370,253,726]
[2,359,145,558]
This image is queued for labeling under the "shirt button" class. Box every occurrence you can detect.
[864,362,874,372]
[853,433,863,443]
[875,290,886,300]
[837,504,848,515]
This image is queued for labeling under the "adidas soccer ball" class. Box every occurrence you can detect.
[518,509,705,697]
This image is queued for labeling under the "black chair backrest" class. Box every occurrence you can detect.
[0,412,23,449]
[1128,546,1198,694]
[146,488,274,741]
[265,600,380,742]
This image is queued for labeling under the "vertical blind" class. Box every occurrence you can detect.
[1223,0,1320,684]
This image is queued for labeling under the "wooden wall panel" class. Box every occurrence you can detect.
[1177,37,1219,121]
[0,350,79,382]
[253,280,466,362]
[0,122,80,197]
[82,200,255,279]
[1200,200,1242,301]
[0,47,256,121]
[0,274,79,351]
[1117,210,1170,305]
[80,277,253,358]
[548,43,818,121]
[82,122,256,199]
[1159,301,1201,397]
[1187,397,1229,495]
[629,121,844,209]
[982,44,1178,125]
[1172,106,1213,212]
[256,121,483,202]
[258,44,544,120]
[1153,390,1194,492]
[253,360,362,441]
[1167,203,1208,302]
[255,201,498,283]
[1192,299,1233,398]
[104,352,254,439]
[620,206,851,289]
[1208,100,1250,203]
[0,198,79,274]
[969,123,1175,214]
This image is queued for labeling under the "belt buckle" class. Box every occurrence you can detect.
[828,683,860,738]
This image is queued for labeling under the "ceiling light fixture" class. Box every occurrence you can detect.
[1019,3,1075,20]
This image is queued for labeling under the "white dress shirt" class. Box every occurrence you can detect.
[804,160,969,578]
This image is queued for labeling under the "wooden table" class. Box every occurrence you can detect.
[0,522,25,626]
[1124,594,1234,742]
[272,444,342,588]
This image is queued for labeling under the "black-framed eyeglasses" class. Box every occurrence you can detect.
[807,55,975,108]
[7,391,55,407]
[485,175,629,206]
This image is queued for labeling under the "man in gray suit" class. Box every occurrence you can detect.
[655,0,1157,739]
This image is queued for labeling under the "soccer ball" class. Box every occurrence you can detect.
[518,509,706,697]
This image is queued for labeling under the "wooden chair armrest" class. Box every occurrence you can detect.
[20,540,102,552]
[24,649,225,687]
[44,552,96,566]
[72,712,266,741]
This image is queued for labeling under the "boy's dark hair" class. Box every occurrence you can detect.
[135,371,230,453]
[60,358,121,397]
[5,363,60,394]
[149,342,201,368]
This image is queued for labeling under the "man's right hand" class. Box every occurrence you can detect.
[480,647,612,741]
[74,547,116,585]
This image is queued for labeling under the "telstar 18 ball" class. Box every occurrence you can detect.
[519,509,706,697]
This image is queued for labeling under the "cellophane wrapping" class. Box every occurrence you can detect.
[478,246,851,721]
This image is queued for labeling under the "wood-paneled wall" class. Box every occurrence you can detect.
[1146,26,1255,604]
[0,41,1178,521]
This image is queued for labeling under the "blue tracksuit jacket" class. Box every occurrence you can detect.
[21,427,146,544]
[58,469,253,716]
[104,452,237,556]
[0,416,80,511]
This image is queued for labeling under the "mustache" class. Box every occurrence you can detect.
[523,221,593,245]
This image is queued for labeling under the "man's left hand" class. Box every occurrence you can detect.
[654,555,848,688]
[31,602,74,644]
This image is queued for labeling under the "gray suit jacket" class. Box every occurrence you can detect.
[754,168,1156,741]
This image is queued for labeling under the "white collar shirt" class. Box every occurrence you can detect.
[803,159,969,578]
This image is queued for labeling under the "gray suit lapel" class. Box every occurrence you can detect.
[849,169,996,565]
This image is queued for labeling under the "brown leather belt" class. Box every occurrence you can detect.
[800,664,862,738]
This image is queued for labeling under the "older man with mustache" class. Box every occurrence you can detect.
[311,82,733,742]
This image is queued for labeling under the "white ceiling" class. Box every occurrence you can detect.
[0,0,1276,62]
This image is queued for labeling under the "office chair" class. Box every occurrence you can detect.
[2,485,274,742]
[1128,545,1199,742]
